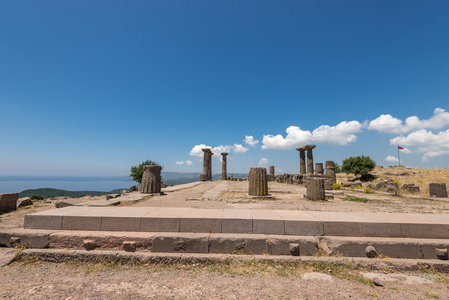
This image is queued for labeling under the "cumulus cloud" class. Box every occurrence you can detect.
[233,144,249,153]
[176,161,184,165]
[368,114,405,134]
[390,129,449,162]
[244,135,259,147]
[261,126,312,150]
[258,158,268,166]
[369,108,449,134]
[399,147,412,154]
[186,160,193,166]
[385,156,399,163]
[261,121,362,150]
[312,121,362,145]
[190,143,249,158]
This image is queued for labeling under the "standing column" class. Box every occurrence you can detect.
[304,144,316,174]
[221,152,228,180]
[315,163,324,175]
[140,165,162,194]
[325,160,336,185]
[248,167,268,196]
[268,165,275,181]
[207,150,213,180]
[200,148,210,181]
[296,147,306,174]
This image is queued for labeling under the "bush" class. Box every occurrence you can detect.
[332,183,342,190]
[130,160,162,183]
[30,195,45,200]
[364,188,374,194]
[341,155,376,176]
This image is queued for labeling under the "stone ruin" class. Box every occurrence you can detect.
[248,167,268,196]
[429,183,448,198]
[305,177,326,201]
[221,152,228,180]
[0,193,19,213]
[268,165,275,181]
[139,165,162,194]
[200,148,213,181]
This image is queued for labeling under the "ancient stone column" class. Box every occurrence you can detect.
[315,163,324,175]
[429,183,448,198]
[248,167,268,196]
[200,148,213,181]
[306,177,326,201]
[0,193,19,213]
[304,144,316,174]
[296,147,306,174]
[221,152,228,180]
[268,165,275,181]
[140,165,162,194]
[325,160,337,185]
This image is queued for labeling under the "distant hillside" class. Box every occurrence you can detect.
[19,188,123,198]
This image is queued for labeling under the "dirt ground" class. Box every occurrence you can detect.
[2,256,449,299]
[2,167,449,299]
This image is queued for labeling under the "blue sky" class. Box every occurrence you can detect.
[1,0,448,176]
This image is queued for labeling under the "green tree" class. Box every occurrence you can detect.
[130,160,162,183]
[341,155,376,176]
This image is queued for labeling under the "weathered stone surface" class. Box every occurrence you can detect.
[83,239,97,251]
[221,152,228,180]
[129,185,137,192]
[325,160,336,186]
[268,165,275,181]
[275,174,303,185]
[200,148,213,181]
[17,197,33,208]
[55,200,76,208]
[0,193,19,213]
[306,178,326,201]
[296,148,307,174]
[365,245,378,258]
[315,163,324,175]
[429,182,448,198]
[123,241,136,252]
[435,248,448,260]
[376,180,399,192]
[248,167,268,196]
[307,148,314,174]
[140,165,162,194]
[402,184,420,193]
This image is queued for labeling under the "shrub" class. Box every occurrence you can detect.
[130,160,162,183]
[364,188,374,194]
[344,196,369,203]
[332,183,342,190]
[341,155,376,176]
[30,195,45,200]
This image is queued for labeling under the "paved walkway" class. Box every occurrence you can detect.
[22,206,449,239]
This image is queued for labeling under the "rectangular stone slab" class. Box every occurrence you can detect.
[180,209,223,233]
[276,210,323,236]
[222,209,253,233]
[140,207,193,232]
[251,210,284,234]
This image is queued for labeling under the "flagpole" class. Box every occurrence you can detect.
[397,146,401,167]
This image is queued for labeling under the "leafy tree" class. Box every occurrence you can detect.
[130,160,162,183]
[341,155,376,176]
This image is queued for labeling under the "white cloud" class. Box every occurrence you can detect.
[368,114,405,134]
[312,121,362,145]
[258,158,268,166]
[176,161,184,165]
[189,144,211,158]
[261,126,312,150]
[369,108,449,134]
[261,121,362,150]
[233,144,249,153]
[212,145,232,156]
[399,147,412,154]
[186,160,193,166]
[244,135,259,147]
[385,156,399,163]
[390,129,449,162]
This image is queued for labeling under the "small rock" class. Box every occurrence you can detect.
[55,201,74,208]
[366,246,378,258]
[289,243,300,256]
[17,197,33,208]
[83,239,97,251]
[123,241,136,252]
[373,279,384,287]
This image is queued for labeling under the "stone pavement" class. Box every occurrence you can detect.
[20,206,449,239]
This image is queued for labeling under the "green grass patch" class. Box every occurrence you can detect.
[343,196,369,203]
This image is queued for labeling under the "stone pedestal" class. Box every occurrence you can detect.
[315,163,324,175]
[306,178,326,201]
[0,193,19,213]
[140,165,162,194]
[201,148,213,181]
[221,152,228,180]
[268,165,275,181]
[325,160,337,187]
[429,183,448,198]
[248,167,268,196]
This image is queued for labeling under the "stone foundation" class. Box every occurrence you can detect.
[429,183,448,198]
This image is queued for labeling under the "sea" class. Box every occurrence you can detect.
[0,176,138,194]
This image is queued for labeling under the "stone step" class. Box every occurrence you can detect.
[2,228,449,260]
[23,206,449,239]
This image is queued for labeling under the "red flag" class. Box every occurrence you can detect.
[398,146,404,150]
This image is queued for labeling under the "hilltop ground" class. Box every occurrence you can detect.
[1,166,449,299]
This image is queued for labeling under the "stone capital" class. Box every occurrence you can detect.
[303,144,316,150]
[296,147,306,152]
[221,152,228,156]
